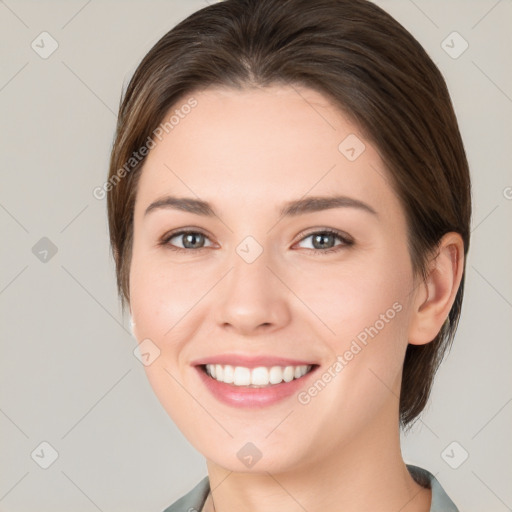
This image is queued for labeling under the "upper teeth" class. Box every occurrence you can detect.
[205,364,312,387]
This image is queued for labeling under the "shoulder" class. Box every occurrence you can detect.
[161,476,210,512]
[406,464,460,512]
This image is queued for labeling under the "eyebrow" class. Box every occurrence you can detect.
[144,194,378,218]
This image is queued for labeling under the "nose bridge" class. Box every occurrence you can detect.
[230,240,271,294]
[213,236,290,332]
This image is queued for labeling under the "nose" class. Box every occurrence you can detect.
[214,248,291,336]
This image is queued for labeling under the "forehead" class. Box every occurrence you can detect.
[134,85,401,220]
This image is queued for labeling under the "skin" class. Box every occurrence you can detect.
[129,85,464,512]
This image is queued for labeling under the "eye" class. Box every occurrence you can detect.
[159,228,354,254]
[160,229,214,251]
[295,229,354,254]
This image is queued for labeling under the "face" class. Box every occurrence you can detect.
[129,85,419,473]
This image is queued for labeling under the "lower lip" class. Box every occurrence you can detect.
[195,365,318,407]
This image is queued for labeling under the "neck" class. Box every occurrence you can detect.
[203,399,431,512]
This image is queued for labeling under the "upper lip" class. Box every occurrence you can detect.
[190,354,317,368]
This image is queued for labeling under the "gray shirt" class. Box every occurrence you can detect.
[162,464,459,511]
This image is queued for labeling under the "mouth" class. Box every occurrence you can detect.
[201,363,315,387]
[192,356,319,407]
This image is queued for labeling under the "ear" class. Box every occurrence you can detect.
[408,232,465,345]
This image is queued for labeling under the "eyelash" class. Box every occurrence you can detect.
[159,228,354,255]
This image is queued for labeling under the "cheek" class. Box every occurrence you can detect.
[292,248,413,390]
[129,254,208,433]
[129,251,207,344]
[298,251,414,427]
[289,246,413,347]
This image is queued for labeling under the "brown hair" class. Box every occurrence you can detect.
[106,0,471,429]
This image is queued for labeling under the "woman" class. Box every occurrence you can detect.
[106,0,471,510]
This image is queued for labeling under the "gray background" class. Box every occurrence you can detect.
[1,0,511,511]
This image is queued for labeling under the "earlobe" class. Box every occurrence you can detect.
[408,232,464,345]
[128,307,136,337]
[130,316,137,338]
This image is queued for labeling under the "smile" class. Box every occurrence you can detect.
[193,356,319,407]
[204,364,313,387]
